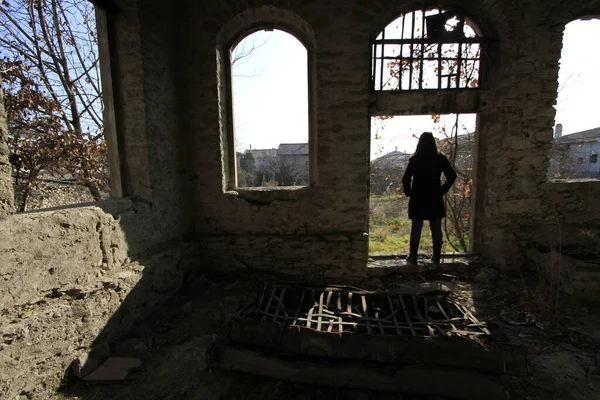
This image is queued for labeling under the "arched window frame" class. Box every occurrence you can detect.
[371,8,486,92]
[217,15,317,192]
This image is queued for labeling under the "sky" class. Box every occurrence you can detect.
[231,30,308,153]
[231,19,600,158]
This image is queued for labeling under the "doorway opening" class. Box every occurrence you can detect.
[368,113,477,256]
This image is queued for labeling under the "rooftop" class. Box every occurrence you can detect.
[556,127,600,144]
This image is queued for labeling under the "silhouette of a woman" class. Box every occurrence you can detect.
[402,132,456,266]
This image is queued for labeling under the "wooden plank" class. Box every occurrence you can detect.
[361,294,372,334]
[261,287,276,321]
[229,318,515,374]
[291,290,305,326]
[336,292,344,333]
[411,296,435,336]
[399,295,416,336]
[387,296,402,336]
[326,290,334,333]
[306,289,317,329]
[216,346,507,400]
[271,287,285,323]
[317,292,324,331]
[371,297,385,335]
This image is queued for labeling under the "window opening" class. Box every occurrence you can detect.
[372,9,483,91]
[549,19,600,181]
[0,1,113,211]
[230,29,309,188]
[369,114,477,256]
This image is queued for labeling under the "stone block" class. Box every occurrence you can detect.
[72,342,111,378]
[82,357,142,382]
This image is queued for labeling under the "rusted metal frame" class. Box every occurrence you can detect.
[451,301,489,335]
[248,285,488,338]
[437,39,443,89]
[423,297,449,336]
[387,296,403,335]
[371,43,376,90]
[379,28,385,90]
[399,13,406,90]
[292,316,445,333]
[419,12,425,89]
[380,55,479,62]
[460,303,491,335]
[398,295,417,336]
[456,41,463,88]
[373,38,483,45]
[436,300,459,334]
[462,43,480,88]
[409,10,416,90]
[361,294,372,334]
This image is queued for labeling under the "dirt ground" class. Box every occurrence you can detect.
[54,263,600,400]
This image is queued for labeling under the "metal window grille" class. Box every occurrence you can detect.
[372,9,484,91]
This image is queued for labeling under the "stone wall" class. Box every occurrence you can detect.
[0,200,187,399]
[0,1,190,397]
[171,0,600,275]
[3,0,600,396]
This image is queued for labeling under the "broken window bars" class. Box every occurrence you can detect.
[372,10,484,91]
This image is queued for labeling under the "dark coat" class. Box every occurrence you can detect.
[402,153,457,220]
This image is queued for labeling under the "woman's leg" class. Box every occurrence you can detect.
[429,219,443,265]
[408,219,424,264]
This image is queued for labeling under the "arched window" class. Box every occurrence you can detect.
[229,29,310,188]
[372,9,484,91]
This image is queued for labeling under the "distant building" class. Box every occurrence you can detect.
[276,143,309,181]
[549,124,600,179]
[371,149,410,170]
[249,148,278,170]
[239,143,309,186]
[439,134,474,173]
[370,149,410,194]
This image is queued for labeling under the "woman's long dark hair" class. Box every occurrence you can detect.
[412,131,439,161]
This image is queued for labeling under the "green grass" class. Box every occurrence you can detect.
[368,195,467,254]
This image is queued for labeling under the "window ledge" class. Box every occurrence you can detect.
[548,178,600,184]
[225,186,310,203]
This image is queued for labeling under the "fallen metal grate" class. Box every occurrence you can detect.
[241,284,490,338]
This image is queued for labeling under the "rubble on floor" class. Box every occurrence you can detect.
[209,283,520,399]
[55,263,600,400]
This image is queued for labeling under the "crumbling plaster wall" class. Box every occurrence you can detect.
[177,0,600,276]
[0,74,14,217]
[0,1,191,397]
[473,1,600,268]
